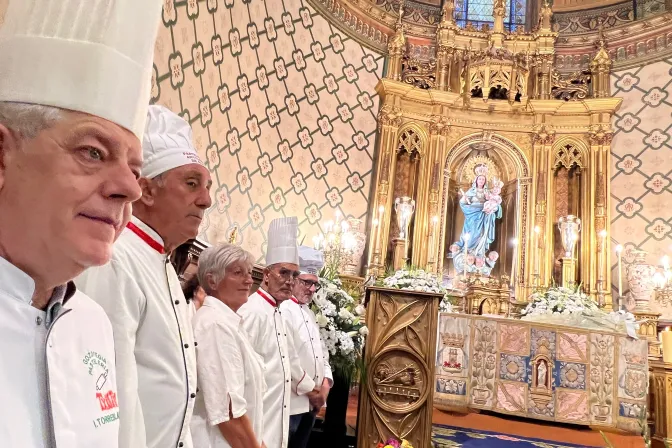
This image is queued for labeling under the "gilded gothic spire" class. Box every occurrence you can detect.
[386,0,407,81]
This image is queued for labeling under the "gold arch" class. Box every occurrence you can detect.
[551,136,589,171]
[445,133,531,178]
[396,122,429,157]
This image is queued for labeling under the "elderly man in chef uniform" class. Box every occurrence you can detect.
[281,246,333,448]
[239,217,324,448]
[0,0,162,446]
[77,105,212,448]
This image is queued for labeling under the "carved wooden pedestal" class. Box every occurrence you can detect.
[391,238,407,271]
[561,257,576,289]
[357,287,442,448]
[464,276,511,316]
[634,310,663,359]
[650,361,672,447]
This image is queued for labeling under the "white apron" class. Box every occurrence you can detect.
[0,256,119,447]
[77,217,197,448]
[238,289,316,448]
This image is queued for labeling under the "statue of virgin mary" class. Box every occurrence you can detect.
[450,165,503,275]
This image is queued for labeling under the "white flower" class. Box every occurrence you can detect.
[359,326,369,336]
[316,314,329,328]
[355,304,365,316]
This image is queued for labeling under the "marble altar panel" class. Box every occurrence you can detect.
[434,313,648,433]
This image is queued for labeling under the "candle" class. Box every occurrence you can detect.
[431,216,439,264]
[534,226,541,280]
[372,218,379,256]
[463,233,470,278]
[615,245,623,299]
[510,238,518,288]
[599,230,607,291]
[663,330,672,363]
[377,206,384,255]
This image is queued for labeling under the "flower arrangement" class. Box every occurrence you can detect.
[521,285,599,317]
[381,267,457,313]
[311,276,367,380]
[521,285,640,336]
[377,438,413,448]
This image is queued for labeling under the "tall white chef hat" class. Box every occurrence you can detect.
[266,217,299,266]
[0,0,163,139]
[141,105,204,179]
[298,246,324,275]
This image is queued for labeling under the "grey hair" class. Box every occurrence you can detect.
[197,243,255,294]
[0,102,64,139]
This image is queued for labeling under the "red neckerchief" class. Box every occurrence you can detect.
[257,288,277,307]
[127,222,165,254]
[290,296,299,304]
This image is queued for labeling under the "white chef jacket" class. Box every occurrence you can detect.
[191,296,266,448]
[280,297,334,415]
[0,256,119,447]
[238,289,316,448]
[77,216,197,448]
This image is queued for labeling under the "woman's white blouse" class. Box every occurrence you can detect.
[191,296,266,448]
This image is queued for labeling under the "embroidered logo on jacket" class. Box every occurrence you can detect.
[83,351,120,428]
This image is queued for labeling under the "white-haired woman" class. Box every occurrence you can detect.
[191,244,267,448]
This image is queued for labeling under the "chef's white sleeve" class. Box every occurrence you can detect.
[285,320,316,395]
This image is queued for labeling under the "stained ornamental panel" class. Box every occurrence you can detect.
[435,314,648,433]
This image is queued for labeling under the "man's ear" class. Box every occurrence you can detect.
[0,124,18,191]
[136,177,156,207]
[262,267,271,284]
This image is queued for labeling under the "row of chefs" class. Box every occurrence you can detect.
[4,102,333,448]
[79,208,332,448]
[0,1,331,446]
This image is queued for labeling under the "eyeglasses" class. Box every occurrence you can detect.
[298,278,321,292]
[272,267,301,282]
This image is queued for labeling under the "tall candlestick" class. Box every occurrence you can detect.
[377,206,385,255]
[510,238,518,288]
[534,226,541,285]
[615,244,623,299]
[372,218,379,256]
[430,216,439,264]
[463,233,470,278]
[599,229,607,291]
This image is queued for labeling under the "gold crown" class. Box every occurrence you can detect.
[474,164,488,177]
[442,332,465,348]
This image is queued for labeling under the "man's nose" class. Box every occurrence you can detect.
[103,162,142,202]
[196,185,213,209]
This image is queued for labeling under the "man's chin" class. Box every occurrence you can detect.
[73,241,114,268]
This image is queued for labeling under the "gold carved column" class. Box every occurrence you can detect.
[357,287,442,448]
[368,105,402,277]
[530,125,555,292]
[423,117,450,272]
[588,127,613,307]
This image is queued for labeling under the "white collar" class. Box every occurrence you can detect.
[128,216,165,252]
[203,295,242,326]
[0,256,35,304]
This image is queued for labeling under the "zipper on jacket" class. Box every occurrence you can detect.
[165,258,190,448]
[44,307,73,447]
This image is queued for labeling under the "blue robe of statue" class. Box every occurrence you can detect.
[454,178,502,257]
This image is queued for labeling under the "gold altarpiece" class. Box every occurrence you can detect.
[367,1,620,306]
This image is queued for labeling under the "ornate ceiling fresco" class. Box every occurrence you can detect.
[308,0,672,71]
